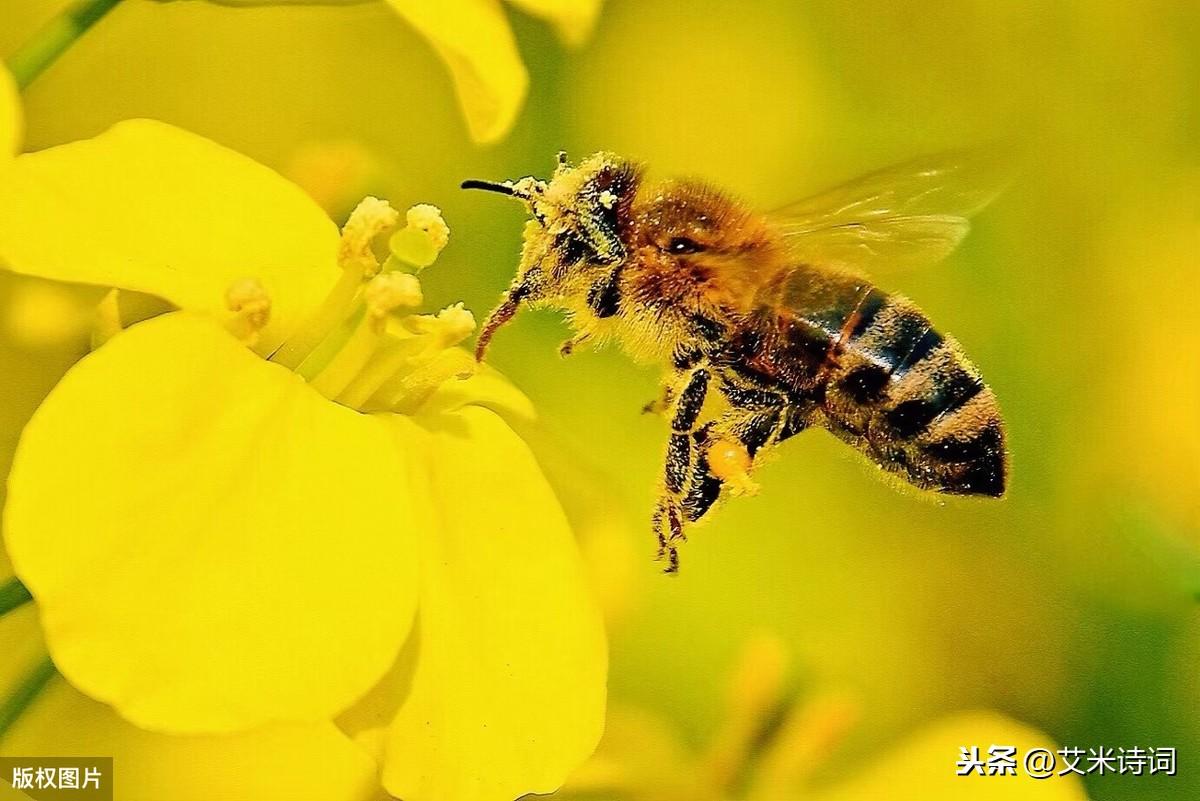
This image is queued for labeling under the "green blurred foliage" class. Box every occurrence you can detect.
[2,1,1198,799]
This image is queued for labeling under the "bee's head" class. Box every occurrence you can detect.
[463,151,643,359]
[637,181,772,267]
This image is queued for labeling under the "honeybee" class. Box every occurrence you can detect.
[464,150,1008,571]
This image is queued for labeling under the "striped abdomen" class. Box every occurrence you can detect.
[765,268,1006,496]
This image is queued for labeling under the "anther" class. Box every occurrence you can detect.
[389,204,450,269]
[407,204,449,252]
[338,196,399,277]
[359,304,477,412]
[224,277,272,347]
[405,302,476,350]
[364,273,423,325]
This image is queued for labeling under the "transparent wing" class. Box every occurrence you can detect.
[770,149,1011,273]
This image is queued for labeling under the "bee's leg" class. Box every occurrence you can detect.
[674,416,766,527]
[651,500,683,573]
[669,366,711,433]
[678,422,725,524]
[704,410,784,498]
[645,347,704,414]
[642,382,675,415]
[652,366,713,571]
[678,384,799,523]
[558,332,592,358]
[717,377,807,454]
[654,428,693,571]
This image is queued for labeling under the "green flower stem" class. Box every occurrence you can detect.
[0,657,56,740]
[0,577,32,617]
[6,0,125,89]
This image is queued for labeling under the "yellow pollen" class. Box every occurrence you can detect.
[434,303,476,344]
[338,196,399,276]
[224,277,272,347]
[389,204,451,270]
[406,302,476,349]
[406,204,450,252]
[512,176,542,196]
[364,273,423,323]
[707,438,760,496]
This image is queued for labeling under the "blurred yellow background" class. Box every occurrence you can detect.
[2,1,1198,800]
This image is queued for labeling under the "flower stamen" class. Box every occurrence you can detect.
[368,304,477,413]
[404,302,476,354]
[258,198,475,413]
[224,278,272,348]
[270,197,402,369]
[364,272,423,328]
[309,273,422,401]
[377,348,477,415]
[338,196,400,278]
[387,203,450,270]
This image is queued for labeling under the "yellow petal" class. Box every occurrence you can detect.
[3,276,96,349]
[0,119,339,354]
[418,359,536,423]
[377,407,606,801]
[515,428,642,628]
[0,63,20,156]
[3,679,384,801]
[4,313,418,733]
[505,0,604,47]
[812,711,1090,801]
[385,0,529,143]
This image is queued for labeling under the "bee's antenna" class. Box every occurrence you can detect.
[461,179,516,196]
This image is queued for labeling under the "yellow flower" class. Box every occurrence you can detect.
[0,119,605,801]
[157,0,604,143]
[559,636,1090,801]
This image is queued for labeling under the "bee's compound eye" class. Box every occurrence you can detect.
[666,237,704,254]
